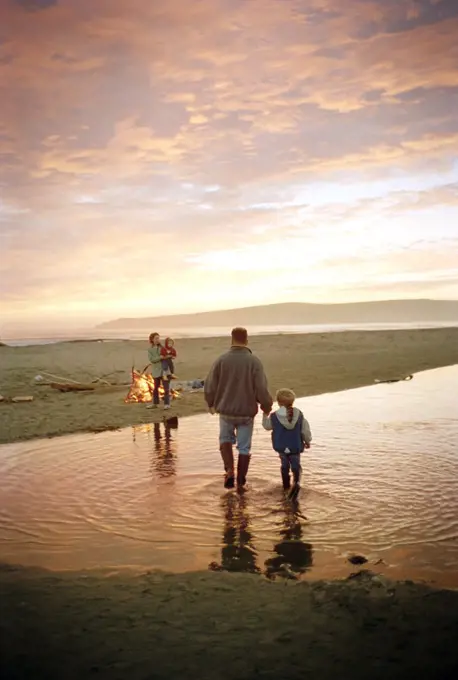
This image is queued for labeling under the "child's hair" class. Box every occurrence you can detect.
[165,337,174,347]
[276,388,296,423]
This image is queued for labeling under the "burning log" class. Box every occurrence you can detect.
[124,369,181,403]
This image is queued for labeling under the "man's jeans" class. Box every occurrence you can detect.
[219,416,254,455]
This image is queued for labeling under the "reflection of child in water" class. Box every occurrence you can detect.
[160,337,177,381]
[265,500,313,577]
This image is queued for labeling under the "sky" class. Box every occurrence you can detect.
[1,0,458,334]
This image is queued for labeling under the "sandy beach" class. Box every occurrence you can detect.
[1,565,458,679]
[1,327,458,444]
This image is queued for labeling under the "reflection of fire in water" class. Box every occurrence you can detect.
[124,369,181,403]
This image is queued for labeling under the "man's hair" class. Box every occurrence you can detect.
[231,327,248,345]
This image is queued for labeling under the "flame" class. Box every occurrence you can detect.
[125,370,181,403]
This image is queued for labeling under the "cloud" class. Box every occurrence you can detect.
[1,0,458,329]
[14,0,58,11]
[3,0,458,188]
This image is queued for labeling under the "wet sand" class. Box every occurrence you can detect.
[1,327,458,444]
[1,566,457,680]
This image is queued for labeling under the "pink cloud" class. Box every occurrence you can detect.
[1,0,458,327]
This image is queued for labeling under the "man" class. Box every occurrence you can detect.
[204,327,273,490]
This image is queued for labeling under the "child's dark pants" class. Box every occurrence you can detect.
[279,453,302,490]
[161,357,174,375]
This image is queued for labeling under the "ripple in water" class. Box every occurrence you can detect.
[0,365,457,585]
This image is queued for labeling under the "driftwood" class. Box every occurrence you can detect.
[38,371,81,384]
[0,395,34,403]
[38,369,124,391]
[374,374,413,384]
[50,382,102,392]
[50,382,127,393]
[81,384,128,395]
[91,371,121,383]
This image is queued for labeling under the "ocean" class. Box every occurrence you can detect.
[3,320,458,347]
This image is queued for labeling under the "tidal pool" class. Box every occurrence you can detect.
[1,365,457,585]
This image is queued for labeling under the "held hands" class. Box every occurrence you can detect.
[209,407,216,415]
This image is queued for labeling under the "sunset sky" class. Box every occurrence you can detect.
[1,0,458,334]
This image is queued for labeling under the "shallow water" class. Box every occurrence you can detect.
[1,365,457,585]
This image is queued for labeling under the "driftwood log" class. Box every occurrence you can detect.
[0,395,34,403]
[49,382,127,393]
[374,374,413,384]
[50,382,97,392]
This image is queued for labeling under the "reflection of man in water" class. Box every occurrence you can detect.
[216,494,260,574]
[151,418,178,479]
[265,499,313,576]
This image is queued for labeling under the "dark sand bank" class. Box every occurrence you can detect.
[1,566,457,680]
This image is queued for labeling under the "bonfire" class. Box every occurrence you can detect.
[124,369,181,403]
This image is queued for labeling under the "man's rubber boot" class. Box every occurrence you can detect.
[237,455,251,490]
[281,471,291,491]
[220,443,235,489]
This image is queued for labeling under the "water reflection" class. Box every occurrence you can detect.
[212,493,261,574]
[210,492,314,578]
[152,419,177,479]
[265,498,313,576]
[133,418,179,479]
[0,365,457,584]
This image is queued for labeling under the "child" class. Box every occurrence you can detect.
[160,337,177,381]
[262,388,312,499]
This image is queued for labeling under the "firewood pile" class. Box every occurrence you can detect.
[124,369,181,403]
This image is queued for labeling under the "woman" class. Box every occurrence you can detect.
[146,332,171,409]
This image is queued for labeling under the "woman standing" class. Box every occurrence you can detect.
[146,332,171,409]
